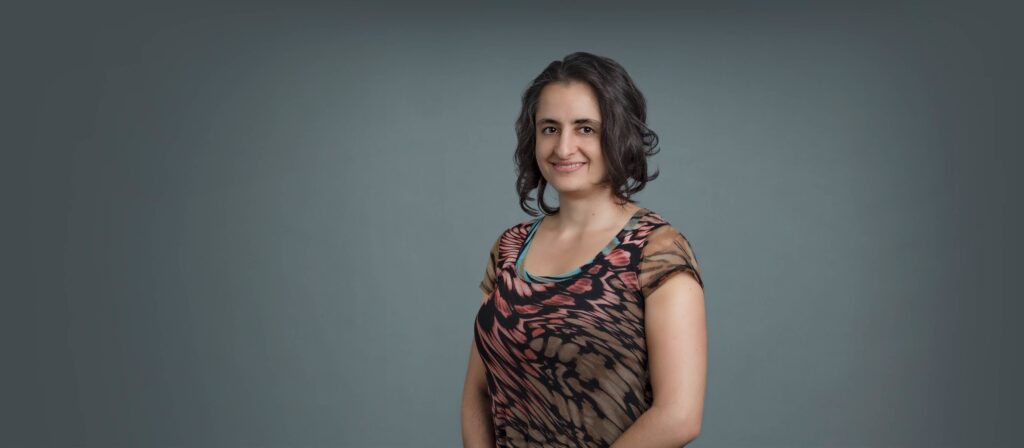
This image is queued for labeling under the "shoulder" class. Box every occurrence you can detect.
[634,209,705,294]
[483,217,537,258]
[632,209,696,241]
[637,210,700,256]
[490,217,536,244]
[630,208,677,242]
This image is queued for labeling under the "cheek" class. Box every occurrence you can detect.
[534,138,550,155]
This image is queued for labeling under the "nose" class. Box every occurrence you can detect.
[554,131,576,158]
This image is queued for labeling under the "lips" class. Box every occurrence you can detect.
[552,161,586,173]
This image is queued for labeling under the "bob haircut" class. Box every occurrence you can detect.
[514,51,661,216]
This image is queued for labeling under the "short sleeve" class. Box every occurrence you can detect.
[478,234,502,298]
[639,225,704,297]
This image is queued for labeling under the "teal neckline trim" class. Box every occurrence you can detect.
[516,218,589,282]
[515,215,626,283]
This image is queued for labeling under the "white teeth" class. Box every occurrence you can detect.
[557,163,583,168]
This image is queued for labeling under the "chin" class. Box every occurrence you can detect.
[550,181,589,194]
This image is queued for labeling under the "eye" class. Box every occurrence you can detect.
[541,126,557,134]
[580,126,595,134]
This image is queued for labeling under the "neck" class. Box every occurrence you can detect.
[547,193,639,233]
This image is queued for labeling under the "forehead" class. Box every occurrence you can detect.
[536,81,601,120]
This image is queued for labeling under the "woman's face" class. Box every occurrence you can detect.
[534,80,606,198]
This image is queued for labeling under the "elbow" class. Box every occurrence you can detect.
[665,411,701,445]
[676,421,700,446]
[682,421,701,445]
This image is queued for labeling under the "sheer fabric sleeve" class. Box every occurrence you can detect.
[478,234,501,298]
[639,225,704,298]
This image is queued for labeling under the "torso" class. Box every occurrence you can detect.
[474,206,672,447]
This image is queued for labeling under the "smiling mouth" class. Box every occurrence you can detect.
[552,162,586,172]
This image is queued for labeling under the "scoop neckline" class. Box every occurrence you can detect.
[515,207,649,284]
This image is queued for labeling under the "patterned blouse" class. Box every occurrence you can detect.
[474,207,704,447]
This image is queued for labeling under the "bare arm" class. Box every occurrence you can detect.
[461,295,495,447]
[610,273,707,447]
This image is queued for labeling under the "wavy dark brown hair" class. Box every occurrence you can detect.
[514,51,661,216]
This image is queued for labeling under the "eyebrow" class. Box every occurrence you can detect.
[536,117,601,127]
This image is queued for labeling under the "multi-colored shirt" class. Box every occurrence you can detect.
[474,207,705,447]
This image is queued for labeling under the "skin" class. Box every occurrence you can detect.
[461,80,707,447]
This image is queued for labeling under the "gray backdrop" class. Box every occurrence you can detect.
[4,0,1021,446]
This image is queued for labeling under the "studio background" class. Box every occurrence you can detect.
[4,0,1021,447]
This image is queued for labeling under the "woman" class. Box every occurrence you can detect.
[461,52,707,447]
